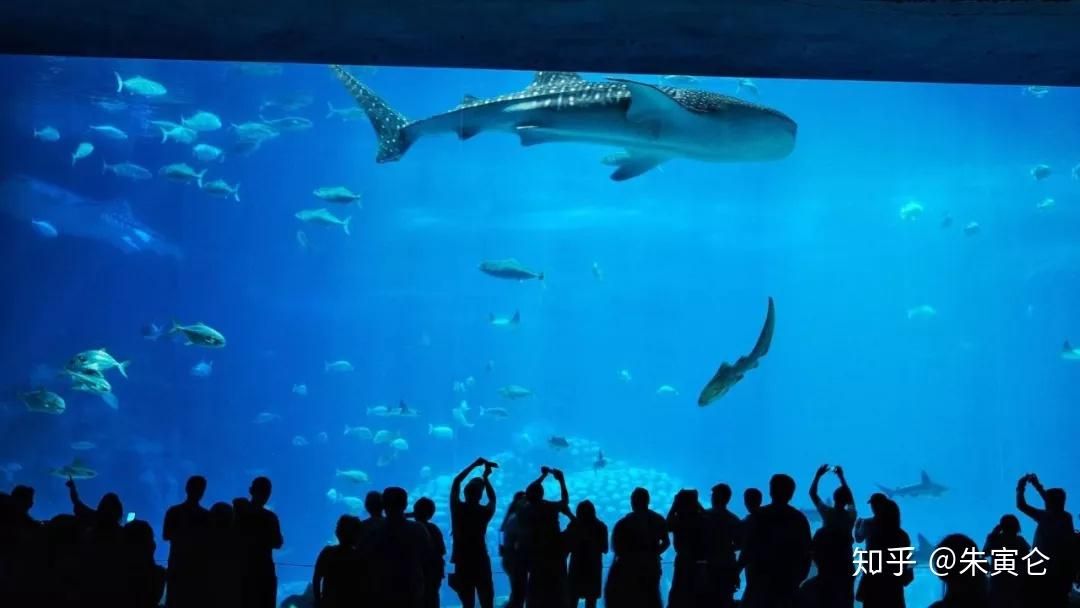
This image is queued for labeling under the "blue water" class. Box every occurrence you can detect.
[2,54,1079,605]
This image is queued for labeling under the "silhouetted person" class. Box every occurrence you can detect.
[236,476,283,608]
[206,501,240,608]
[667,489,709,608]
[564,500,608,608]
[1,485,42,606]
[365,490,385,525]
[313,515,364,608]
[66,477,126,604]
[163,475,210,608]
[604,487,670,608]
[124,519,168,608]
[8,485,37,531]
[1017,473,1074,608]
[499,491,529,608]
[928,534,989,608]
[740,474,812,608]
[411,497,446,608]
[803,464,856,608]
[744,488,763,516]
[983,514,1030,608]
[522,466,571,608]
[369,486,431,608]
[449,458,497,608]
[738,487,763,600]
[855,496,911,608]
[705,483,741,608]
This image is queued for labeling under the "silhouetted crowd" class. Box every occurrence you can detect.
[2,461,1079,608]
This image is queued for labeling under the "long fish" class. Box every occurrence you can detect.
[698,297,775,406]
[330,66,796,181]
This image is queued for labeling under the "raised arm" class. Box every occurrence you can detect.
[1030,475,1049,502]
[554,469,569,508]
[1016,474,1044,521]
[482,463,497,512]
[452,457,486,505]
[65,477,93,520]
[835,466,856,517]
[810,465,828,514]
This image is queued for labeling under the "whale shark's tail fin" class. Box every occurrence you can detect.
[330,65,413,163]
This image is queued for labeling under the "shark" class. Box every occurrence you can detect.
[330,66,796,181]
[0,175,181,258]
[1062,340,1080,361]
[697,297,776,406]
[876,471,948,499]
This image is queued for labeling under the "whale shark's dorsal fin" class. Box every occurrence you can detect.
[920,470,931,484]
[528,72,584,89]
[1066,339,1073,352]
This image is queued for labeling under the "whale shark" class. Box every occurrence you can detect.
[330,66,797,181]
[0,175,181,259]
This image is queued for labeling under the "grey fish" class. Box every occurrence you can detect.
[876,471,947,499]
[697,297,775,406]
[51,458,98,480]
[170,321,226,348]
[479,258,543,281]
[103,161,152,180]
[261,116,313,132]
[330,66,796,181]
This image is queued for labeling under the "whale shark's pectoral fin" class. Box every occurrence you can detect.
[515,125,574,147]
[607,150,668,181]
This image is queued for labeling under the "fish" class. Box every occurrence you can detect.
[618,369,632,383]
[489,311,521,327]
[876,471,947,498]
[419,466,432,479]
[479,259,543,281]
[190,360,213,377]
[182,111,223,132]
[201,179,240,202]
[1073,163,1080,180]
[498,385,533,400]
[549,436,570,449]
[103,161,152,180]
[115,73,167,97]
[940,213,953,229]
[192,144,226,162]
[67,348,130,378]
[0,176,181,259]
[315,432,328,444]
[394,400,419,417]
[1061,340,1080,361]
[72,142,94,166]
[429,424,455,440]
[65,369,115,406]
[592,262,604,281]
[594,450,608,471]
[292,435,310,447]
[336,469,369,483]
[261,116,313,132]
[296,208,352,234]
[89,125,128,140]
[372,430,396,444]
[963,222,981,236]
[735,78,759,96]
[296,231,309,250]
[1037,198,1055,211]
[253,412,281,424]
[142,323,165,341]
[390,438,409,451]
[452,403,474,428]
[159,163,207,187]
[913,534,936,565]
[232,121,280,148]
[697,297,775,406]
[655,385,679,396]
[1,463,24,482]
[907,305,937,320]
[344,425,373,440]
[479,406,509,419]
[377,453,396,468]
[1031,164,1052,180]
[160,125,198,145]
[92,99,128,113]
[324,360,354,373]
[367,405,390,417]
[259,94,313,114]
[19,388,66,415]
[1022,85,1050,98]
[70,441,96,451]
[313,186,362,204]
[51,458,98,480]
[292,384,308,397]
[899,201,924,221]
[31,219,58,238]
[34,126,60,142]
[330,66,796,181]
[169,321,226,347]
[326,102,365,121]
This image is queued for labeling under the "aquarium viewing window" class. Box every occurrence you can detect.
[1,52,1079,608]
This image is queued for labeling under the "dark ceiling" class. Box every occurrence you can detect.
[3,0,1080,85]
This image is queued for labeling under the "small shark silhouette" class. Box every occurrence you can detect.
[912,533,936,565]
[697,297,775,406]
[876,471,948,498]
[330,66,796,181]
